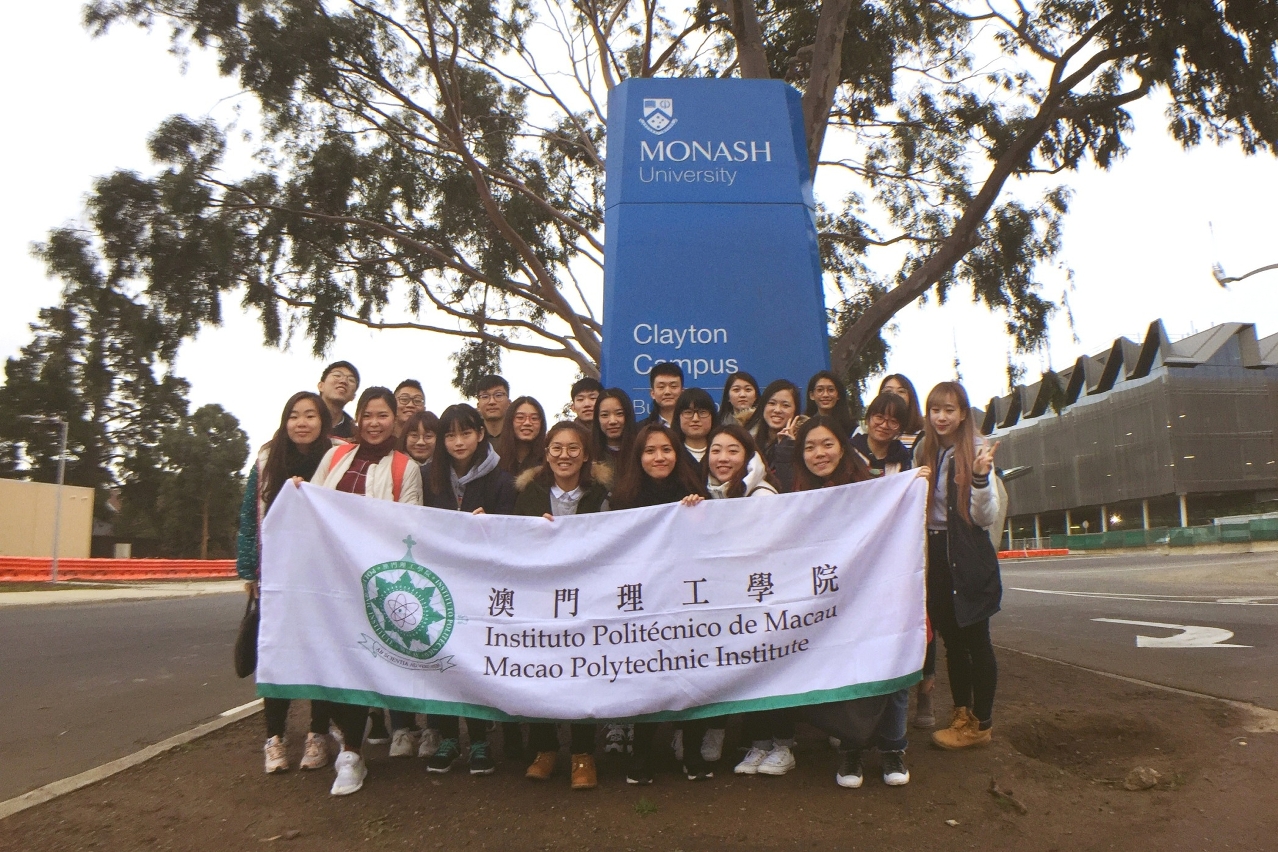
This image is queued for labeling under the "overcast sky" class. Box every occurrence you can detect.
[3,4,1275,455]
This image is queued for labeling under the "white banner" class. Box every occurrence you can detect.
[258,474,926,721]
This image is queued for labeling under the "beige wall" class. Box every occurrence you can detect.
[0,479,94,558]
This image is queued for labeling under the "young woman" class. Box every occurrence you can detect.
[671,388,717,464]
[719,371,760,425]
[745,379,803,492]
[591,388,638,475]
[919,381,1004,751]
[879,374,925,452]
[237,392,338,776]
[850,393,913,477]
[423,404,518,776]
[398,410,439,465]
[496,396,547,477]
[791,414,919,789]
[609,424,710,784]
[514,421,610,790]
[309,387,424,796]
[805,370,856,438]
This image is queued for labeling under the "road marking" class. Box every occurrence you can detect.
[1092,617,1251,648]
[1011,587,1278,605]
[0,699,262,821]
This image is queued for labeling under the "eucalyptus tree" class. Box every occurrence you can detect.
[75,0,1278,388]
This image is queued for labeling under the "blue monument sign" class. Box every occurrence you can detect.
[602,79,831,417]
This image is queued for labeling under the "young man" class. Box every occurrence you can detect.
[570,377,604,425]
[474,375,511,440]
[393,380,426,437]
[318,361,360,439]
[645,362,684,427]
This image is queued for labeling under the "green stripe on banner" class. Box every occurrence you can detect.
[257,670,922,723]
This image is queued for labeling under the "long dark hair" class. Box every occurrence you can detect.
[702,423,770,498]
[792,415,871,491]
[719,371,760,421]
[804,370,855,436]
[745,379,801,449]
[671,387,717,445]
[430,404,491,496]
[534,421,595,488]
[880,373,924,434]
[495,396,547,475]
[591,387,638,461]
[920,381,976,523]
[610,424,708,509]
[260,392,332,511]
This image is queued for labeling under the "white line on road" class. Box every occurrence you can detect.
[0,699,263,821]
[1092,617,1251,648]
[1010,587,1278,605]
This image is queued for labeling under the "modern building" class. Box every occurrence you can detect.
[982,320,1278,541]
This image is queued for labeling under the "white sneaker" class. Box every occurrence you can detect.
[701,728,726,762]
[263,736,289,774]
[329,723,345,751]
[417,728,442,758]
[671,729,684,761]
[389,728,416,758]
[603,724,626,754]
[733,747,769,775]
[756,744,796,776]
[300,732,329,770]
[330,751,367,796]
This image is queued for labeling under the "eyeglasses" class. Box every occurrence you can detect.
[512,413,540,424]
[547,444,583,457]
[477,391,508,402]
[870,414,901,430]
[680,410,711,420]
[326,371,357,384]
[396,395,425,406]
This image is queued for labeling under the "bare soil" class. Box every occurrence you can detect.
[4,650,1274,851]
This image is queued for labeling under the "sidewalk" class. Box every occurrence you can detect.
[0,580,243,607]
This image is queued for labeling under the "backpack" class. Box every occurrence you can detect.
[327,443,410,501]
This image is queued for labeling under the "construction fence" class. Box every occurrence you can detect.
[1050,518,1278,550]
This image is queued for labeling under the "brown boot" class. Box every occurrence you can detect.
[931,707,992,750]
[570,753,597,790]
[525,750,557,780]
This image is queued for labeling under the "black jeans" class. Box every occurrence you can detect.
[740,709,797,746]
[264,698,334,739]
[631,720,709,766]
[436,715,489,747]
[927,531,998,724]
[330,702,371,752]
[528,722,596,755]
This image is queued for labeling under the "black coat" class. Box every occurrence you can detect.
[935,461,1002,627]
[426,465,517,514]
[514,476,609,517]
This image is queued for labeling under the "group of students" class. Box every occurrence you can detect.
[236,358,1005,797]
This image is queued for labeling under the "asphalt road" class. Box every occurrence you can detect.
[995,550,1278,709]
[0,593,257,801]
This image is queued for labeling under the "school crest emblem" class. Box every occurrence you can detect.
[640,98,676,135]
[360,536,454,664]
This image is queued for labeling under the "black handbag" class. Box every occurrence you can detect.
[233,593,260,678]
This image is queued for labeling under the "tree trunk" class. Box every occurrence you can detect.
[717,0,770,78]
[201,499,209,560]
[802,0,854,174]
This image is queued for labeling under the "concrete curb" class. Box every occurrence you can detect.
[0,582,243,607]
[0,699,263,821]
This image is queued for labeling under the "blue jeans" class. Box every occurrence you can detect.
[873,688,909,752]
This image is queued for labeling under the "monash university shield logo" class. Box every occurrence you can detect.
[359,536,455,668]
[640,98,676,135]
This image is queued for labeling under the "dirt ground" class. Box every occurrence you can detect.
[5,650,1275,852]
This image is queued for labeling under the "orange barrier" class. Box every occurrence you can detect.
[0,556,236,582]
[997,548,1070,559]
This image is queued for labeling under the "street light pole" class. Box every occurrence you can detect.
[1211,262,1278,287]
[19,415,69,583]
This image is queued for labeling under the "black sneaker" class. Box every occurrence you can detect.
[625,753,654,785]
[469,740,496,776]
[426,737,460,773]
[835,751,864,788]
[366,709,391,745]
[882,751,910,786]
